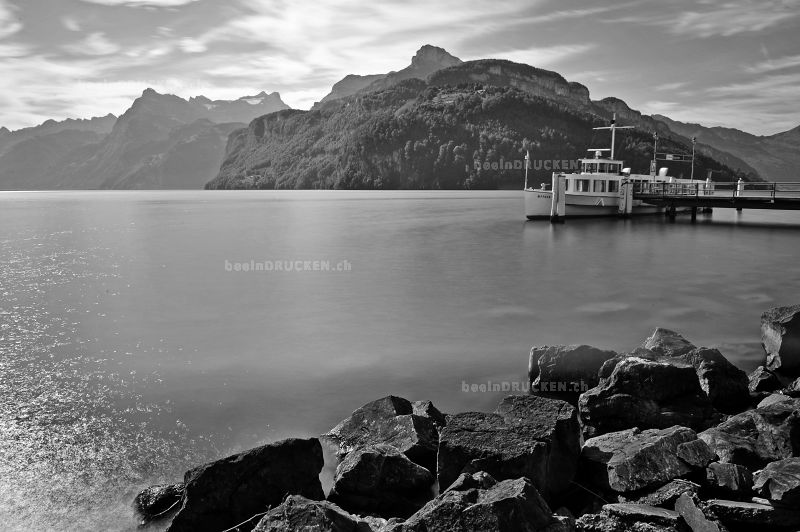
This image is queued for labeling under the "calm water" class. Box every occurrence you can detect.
[1,190,799,530]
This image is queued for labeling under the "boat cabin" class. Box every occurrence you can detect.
[579,158,624,175]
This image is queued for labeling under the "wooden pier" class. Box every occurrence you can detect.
[627,180,800,219]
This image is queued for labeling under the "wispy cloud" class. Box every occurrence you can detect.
[0,0,21,39]
[79,0,200,6]
[63,32,121,56]
[482,44,596,68]
[746,53,800,73]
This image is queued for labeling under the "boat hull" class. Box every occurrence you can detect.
[524,188,664,219]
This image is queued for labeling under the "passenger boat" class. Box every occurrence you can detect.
[523,115,699,220]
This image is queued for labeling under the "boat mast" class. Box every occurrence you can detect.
[593,113,633,160]
[524,150,530,190]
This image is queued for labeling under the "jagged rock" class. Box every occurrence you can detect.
[444,471,497,493]
[575,512,681,532]
[579,357,718,438]
[401,477,559,532]
[757,393,793,408]
[642,328,697,357]
[323,396,440,470]
[674,493,721,532]
[166,438,324,532]
[528,345,618,403]
[749,366,783,393]
[602,503,682,528]
[753,457,800,507]
[762,304,800,376]
[678,348,750,413]
[581,426,715,493]
[328,444,434,519]
[252,495,376,532]
[698,397,800,470]
[786,377,800,397]
[437,395,580,498]
[702,498,800,529]
[411,400,447,427]
[620,479,700,508]
[704,462,753,498]
[134,483,184,522]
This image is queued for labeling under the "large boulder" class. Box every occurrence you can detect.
[762,304,800,376]
[703,462,753,499]
[753,457,800,507]
[252,495,377,532]
[575,512,680,532]
[437,395,580,498]
[677,347,750,413]
[401,477,559,532]
[323,396,440,470]
[579,357,718,438]
[328,444,434,518]
[581,426,716,493]
[698,397,800,470]
[529,345,618,403]
[166,438,324,532]
[134,483,184,523]
[444,471,498,492]
[619,479,700,508]
[701,499,800,530]
[602,503,683,528]
[642,328,696,357]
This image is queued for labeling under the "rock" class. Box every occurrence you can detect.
[444,471,497,493]
[678,348,750,413]
[642,328,697,357]
[762,304,800,376]
[328,444,434,519]
[698,397,800,470]
[323,396,440,470]
[757,393,793,408]
[674,493,721,532]
[134,483,184,522]
[602,503,682,527]
[401,477,559,532]
[704,462,753,498]
[579,357,718,438]
[749,366,783,393]
[619,479,700,508]
[787,377,800,397]
[581,426,715,493]
[529,345,618,403]
[437,394,580,498]
[252,495,376,532]
[166,438,324,532]
[411,400,447,427]
[753,457,800,507]
[702,499,800,530]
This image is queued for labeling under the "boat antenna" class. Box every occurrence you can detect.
[524,150,530,190]
[593,113,633,160]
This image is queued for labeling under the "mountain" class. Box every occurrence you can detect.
[0,114,116,157]
[312,45,462,109]
[653,115,800,182]
[0,89,289,190]
[207,68,750,190]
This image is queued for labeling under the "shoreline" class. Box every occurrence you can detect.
[133,304,800,532]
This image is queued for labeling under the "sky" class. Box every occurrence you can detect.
[1,0,798,135]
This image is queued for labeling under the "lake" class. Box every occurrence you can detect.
[1,190,799,530]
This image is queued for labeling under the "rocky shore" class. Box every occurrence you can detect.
[134,304,800,532]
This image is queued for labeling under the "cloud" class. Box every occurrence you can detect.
[62,16,82,32]
[63,32,121,56]
[0,0,22,39]
[746,53,800,73]
[479,44,596,68]
[606,0,799,39]
[79,0,200,6]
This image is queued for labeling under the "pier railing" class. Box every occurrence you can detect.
[633,181,800,200]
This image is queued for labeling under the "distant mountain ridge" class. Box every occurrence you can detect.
[208,46,758,190]
[0,89,289,190]
[654,115,800,182]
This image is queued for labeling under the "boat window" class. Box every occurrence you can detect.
[564,179,569,191]
[576,179,590,192]
[608,181,619,193]
[598,163,606,173]
[593,180,606,192]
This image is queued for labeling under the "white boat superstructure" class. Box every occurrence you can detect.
[524,114,701,220]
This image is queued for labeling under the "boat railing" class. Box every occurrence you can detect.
[633,181,800,200]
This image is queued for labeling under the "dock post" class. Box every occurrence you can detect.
[618,179,632,218]
[667,205,677,221]
[550,174,566,223]
[691,207,697,222]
